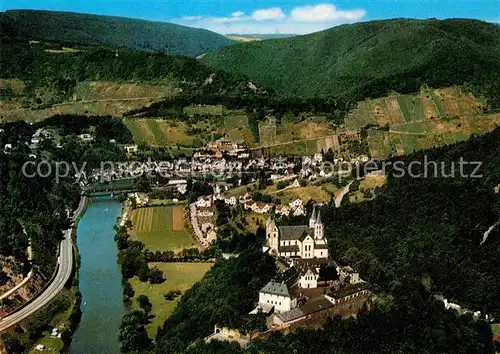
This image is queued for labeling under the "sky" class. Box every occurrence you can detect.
[2,0,499,34]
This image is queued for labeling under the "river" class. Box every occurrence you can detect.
[69,196,124,354]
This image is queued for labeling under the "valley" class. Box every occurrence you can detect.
[0,10,499,354]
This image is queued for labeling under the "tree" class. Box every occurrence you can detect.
[119,310,151,353]
[137,295,152,314]
[123,281,135,301]
[148,267,165,284]
[2,334,25,354]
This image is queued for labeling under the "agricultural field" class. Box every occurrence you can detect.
[397,95,425,122]
[124,119,196,146]
[0,98,160,123]
[184,104,225,116]
[74,81,176,101]
[129,205,199,252]
[0,80,173,122]
[223,113,256,145]
[345,87,486,132]
[263,139,321,156]
[368,113,500,158]
[129,262,213,336]
[44,46,81,54]
[258,118,336,148]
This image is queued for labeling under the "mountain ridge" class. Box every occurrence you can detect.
[201,18,500,106]
[0,9,235,57]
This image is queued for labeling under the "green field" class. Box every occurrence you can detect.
[429,90,446,116]
[390,121,427,134]
[130,262,213,336]
[397,95,425,122]
[28,337,64,354]
[345,101,377,131]
[264,139,319,156]
[130,206,199,252]
[224,113,248,130]
[184,105,224,116]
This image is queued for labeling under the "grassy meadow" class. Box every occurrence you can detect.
[129,262,213,336]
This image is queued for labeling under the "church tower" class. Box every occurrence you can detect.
[266,215,279,253]
[309,206,317,228]
[314,210,324,239]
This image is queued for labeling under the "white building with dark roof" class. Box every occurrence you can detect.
[257,280,297,313]
[264,206,328,260]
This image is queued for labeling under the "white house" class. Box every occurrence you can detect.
[177,184,187,195]
[258,280,297,313]
[253,202,271,214]
[275,205,291,216]
[224,196,237,206]
[78,133,94,142]
[289,199,303,209]
[292,205,306,216]
[195,196,212,208]
[298,267,319,289]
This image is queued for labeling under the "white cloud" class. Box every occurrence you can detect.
[176,3,366,35]
[251,7,286,21]
[182,16,202,21]
[291,4,365,22]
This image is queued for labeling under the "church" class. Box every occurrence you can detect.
[263,206,329,260]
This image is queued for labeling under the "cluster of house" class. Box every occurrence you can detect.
[204,139,250,159]
[249,207,371,329]
[241,191,306,217]
[192,183,234,243]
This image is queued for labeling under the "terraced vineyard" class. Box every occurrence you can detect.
[346,87,498,158]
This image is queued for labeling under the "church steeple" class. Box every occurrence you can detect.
[314,210,324,239]
[316,210,322,224]
[309,206,317,228]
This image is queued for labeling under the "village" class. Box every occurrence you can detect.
[113,139,378,347]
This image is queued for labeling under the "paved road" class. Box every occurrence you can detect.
[0,197,86,332]
[335,181,353,208]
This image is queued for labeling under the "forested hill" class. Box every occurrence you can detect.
[202,18,500,106]
[0,40,267,108]
[0,10,234,57]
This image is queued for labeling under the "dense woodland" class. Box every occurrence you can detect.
[0,122,80,278]
[0,10,234,57]
[323,129,500,317]
[202,19,500,109]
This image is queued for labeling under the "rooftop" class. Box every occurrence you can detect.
[278,225,312,240]
[276,297,334,323]
[260,281,292,297]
